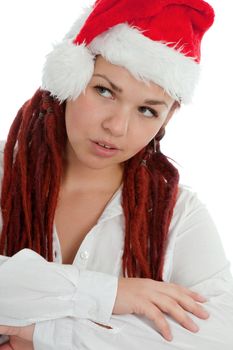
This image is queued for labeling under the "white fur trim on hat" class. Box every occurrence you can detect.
[89,24,200,103]
[42,18,200,103]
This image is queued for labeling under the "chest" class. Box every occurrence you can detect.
[54,191,113,264]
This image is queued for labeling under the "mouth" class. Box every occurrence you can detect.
[90,140,120,158]
[93,140,119,150]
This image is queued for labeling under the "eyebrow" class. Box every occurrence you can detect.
[93,73,168,108]
[93,74,123,93]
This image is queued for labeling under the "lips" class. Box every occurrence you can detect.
[94,140,119,150]
[90,140,120,158]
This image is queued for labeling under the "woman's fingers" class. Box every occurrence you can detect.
[144,302,173,341]
[154,282,209,320]
[177,295,210,319]
[152,295,200,333]
[175,284,208,303]
[8,336,34,350]
[114,277,211,341]
[189,291,208,303]
[0,325,34,343]
[166,302,200,332]
[155,282,207,303]
[0,344,13,350]
[0,328,18,337]
[144,300,198,341]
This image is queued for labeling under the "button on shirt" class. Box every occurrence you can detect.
[0,141,233,350]
[80,251,89,260]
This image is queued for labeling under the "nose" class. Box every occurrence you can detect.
[101,106,130,137]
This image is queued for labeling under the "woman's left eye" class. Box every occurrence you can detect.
[139,106,158,118]
[94,85,113,98]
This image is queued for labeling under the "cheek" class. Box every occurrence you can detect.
[132,123,162,149]
[65,101,93,133]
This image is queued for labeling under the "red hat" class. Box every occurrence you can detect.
[42,0,214,104]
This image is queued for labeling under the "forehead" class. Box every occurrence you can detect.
[93,55,174,104]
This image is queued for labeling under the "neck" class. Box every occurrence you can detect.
[61,142,124,194]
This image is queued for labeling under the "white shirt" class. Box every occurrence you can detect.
[0,140,233,350]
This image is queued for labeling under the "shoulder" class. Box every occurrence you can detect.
[165,183,207,262]
[167,182,206,240]
[171,182,214,236]
[163,184,213,282]
[173,183,206,220]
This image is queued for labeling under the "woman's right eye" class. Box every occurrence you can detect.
[94,85,113,98]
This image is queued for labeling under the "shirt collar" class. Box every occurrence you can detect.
[97,183,123,224]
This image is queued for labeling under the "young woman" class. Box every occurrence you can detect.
[0,0,233,349]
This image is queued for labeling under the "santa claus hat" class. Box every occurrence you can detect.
[42,0,214,104]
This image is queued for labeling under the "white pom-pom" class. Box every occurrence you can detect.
[42,40,95,102]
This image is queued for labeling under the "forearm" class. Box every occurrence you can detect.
[0,249,117,326]
[33,284,233,350]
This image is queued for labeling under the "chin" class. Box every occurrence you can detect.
[80,156,117,169]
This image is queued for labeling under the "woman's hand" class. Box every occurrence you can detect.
[113,278,210,341]
[0,325,34,350]
[0,337,33,350]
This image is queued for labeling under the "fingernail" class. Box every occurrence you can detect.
[202,310,210,318]
[190,323,199,332]
[197,294,208,301]
[165,333,173,342]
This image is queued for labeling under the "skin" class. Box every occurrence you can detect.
[61,55,178,194]
[0,325,34,349]
[0,56,210,347]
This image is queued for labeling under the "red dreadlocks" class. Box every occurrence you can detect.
[0,88,179,281]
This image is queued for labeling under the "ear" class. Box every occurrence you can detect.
[163,100,180,128]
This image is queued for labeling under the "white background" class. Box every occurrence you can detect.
[0,1,232,272]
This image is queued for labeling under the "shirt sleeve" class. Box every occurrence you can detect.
[167,187,233,348]
[169,186,232,286]
[0,249,118,326]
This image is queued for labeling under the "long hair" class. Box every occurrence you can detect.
[0,89,179,281]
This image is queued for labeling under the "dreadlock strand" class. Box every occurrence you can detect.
[122,154,139,277]
[122,140,179,281]
[138,167,151,270]
[42,98,66,260]
[0,105,25,210]
[149,151,179,280]
[0,88,67,258]
[17,96,46,249]
[130,165,151,277]
[122,148,145,277]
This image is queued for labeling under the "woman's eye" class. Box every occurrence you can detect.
[139,106,158,118]
[94,85,113,98]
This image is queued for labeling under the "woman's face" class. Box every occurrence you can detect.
[65,56,177,171]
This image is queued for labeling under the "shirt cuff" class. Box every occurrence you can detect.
[0,249,118,326]
[33,318,72,350]
[73,269,118,325]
